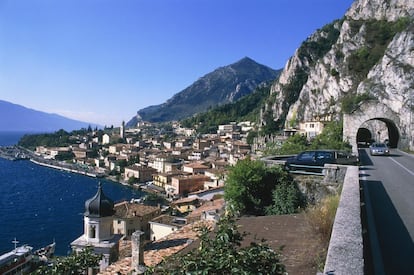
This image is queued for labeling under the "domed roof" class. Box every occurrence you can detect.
[84,183,115,218]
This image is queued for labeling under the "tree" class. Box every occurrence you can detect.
[31,247,101,274]
[116,159,128,173]
[309,121,351,150]
[246,130,258,145]
[128,176,139,185]
[277,133,308,155]
[148,215,286,274]
[224,158,296,216]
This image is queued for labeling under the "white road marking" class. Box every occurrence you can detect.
[390,157,414,177]
[360,167,367,181]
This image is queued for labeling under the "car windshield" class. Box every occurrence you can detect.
[316,151,334,160]
[373,143,387,147]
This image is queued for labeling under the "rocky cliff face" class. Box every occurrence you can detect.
[263,0,414,149]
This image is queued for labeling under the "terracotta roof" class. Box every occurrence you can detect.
[186,198,225,219]
[183,162,209,169]
[114,201,160,218]
[171,197,199,205]
[149,215,187,227]
[99,220,215,274]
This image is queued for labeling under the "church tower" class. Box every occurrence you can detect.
[71,183,122,271]
[84,182,115,242]
[120,121,125,139]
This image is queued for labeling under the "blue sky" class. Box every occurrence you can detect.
[0,0,354,126]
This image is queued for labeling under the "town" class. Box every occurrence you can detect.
[3,118,334,274]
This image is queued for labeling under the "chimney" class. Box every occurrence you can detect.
[131,230,146,274]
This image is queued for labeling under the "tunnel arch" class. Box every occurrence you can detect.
[356,118,400,148]
[343,101,402,153]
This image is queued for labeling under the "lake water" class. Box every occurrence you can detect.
[0,132,145,255]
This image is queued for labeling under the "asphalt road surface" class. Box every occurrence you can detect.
[359,148,414,274]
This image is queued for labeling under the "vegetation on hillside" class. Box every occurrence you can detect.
[18,127,114,150]
[298,20,342,64]
[18,129,73,150]
[31,247,101,274]
[347,18,411,80]
[181,84,272,134]
[263,121,351,155]
[340,92,374,114]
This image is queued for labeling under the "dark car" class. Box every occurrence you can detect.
[369,142,390,156]
[284,150,358,173]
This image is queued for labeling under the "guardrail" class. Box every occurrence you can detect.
[261,155,338,176]
[286,164,325,176]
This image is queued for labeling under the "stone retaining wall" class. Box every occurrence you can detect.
[323,165,363,274]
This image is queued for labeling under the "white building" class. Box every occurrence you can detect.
[298,121,325,139]
[71,183,122,272]
[148,215,187,241]
[102,134,110,145]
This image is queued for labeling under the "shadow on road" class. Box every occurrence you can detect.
[358,149,374,166]
[362,180,414,274]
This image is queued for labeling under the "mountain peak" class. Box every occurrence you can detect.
[235,56,256,65]
[127,57,280,125]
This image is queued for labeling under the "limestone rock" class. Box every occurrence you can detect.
[262,0,414,150]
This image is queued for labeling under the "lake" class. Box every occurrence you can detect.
[0,131,145,255]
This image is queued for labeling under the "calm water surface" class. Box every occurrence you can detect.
[0,132,144,255]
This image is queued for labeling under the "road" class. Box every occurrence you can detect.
[359,148,414,274]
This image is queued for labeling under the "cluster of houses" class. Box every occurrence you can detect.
[34,121,254,195]
[32,118,330,272]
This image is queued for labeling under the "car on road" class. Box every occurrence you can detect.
[284,149,359,172]
[369,142,390,156]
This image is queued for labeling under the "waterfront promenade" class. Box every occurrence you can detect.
[0,145,105,178]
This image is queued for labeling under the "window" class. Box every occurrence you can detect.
[316,151,333,160]
[298,151,315,161]
[89,225,96,238]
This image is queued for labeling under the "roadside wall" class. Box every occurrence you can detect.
[323,165,363,274]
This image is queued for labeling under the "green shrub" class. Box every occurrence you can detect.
[341,92,373,114]
[330,68,339,77]
[224,159,296,216]
[265,182,305,215]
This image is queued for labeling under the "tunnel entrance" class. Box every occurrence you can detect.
[356,118,400,148]
[356,128,372,147]
[343,101,406,152]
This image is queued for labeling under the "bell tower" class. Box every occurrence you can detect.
[71,183,122,271]
[84,182,115,242]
